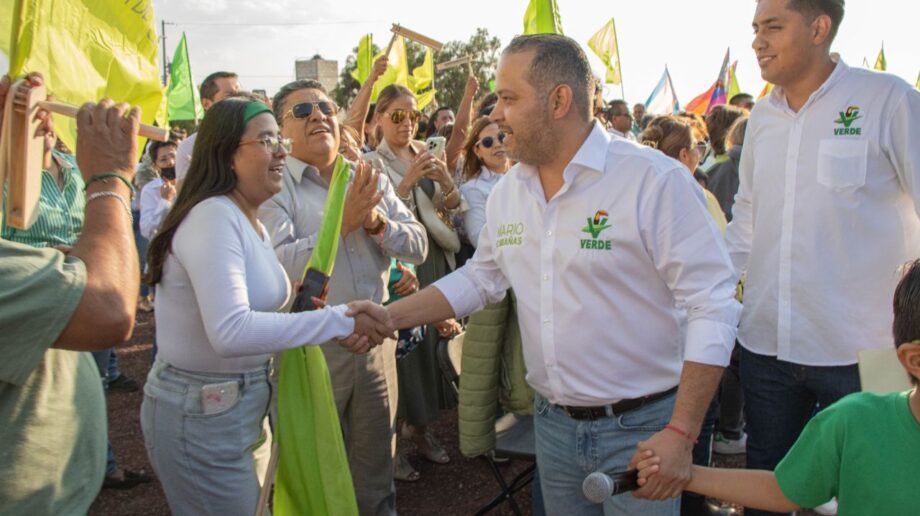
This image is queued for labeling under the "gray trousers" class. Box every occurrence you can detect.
[322,339,398,516]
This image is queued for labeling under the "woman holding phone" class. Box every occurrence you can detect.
[364,84,463,481]
[141,96,386,515]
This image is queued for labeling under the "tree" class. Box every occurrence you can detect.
[332,28,502,115]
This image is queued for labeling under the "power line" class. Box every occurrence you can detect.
[170,20,378,27]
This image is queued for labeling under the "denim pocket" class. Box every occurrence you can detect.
[534,394,551,415]
[616,396,674,432]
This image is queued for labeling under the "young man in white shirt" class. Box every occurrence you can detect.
[384,34,741,515]
[725,2,920,515]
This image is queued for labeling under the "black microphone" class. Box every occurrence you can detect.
[582,470,640,504]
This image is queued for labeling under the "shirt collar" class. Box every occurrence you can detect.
[769,58,849,112]
[285,154,320,184]
[569,121,611,176]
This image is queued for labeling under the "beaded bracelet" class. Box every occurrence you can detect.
[84,172,136,198]
[86,191,133,223]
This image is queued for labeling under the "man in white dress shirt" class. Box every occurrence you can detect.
[725,2,920,515]
[606,100,636,142]
[384,34,741,515]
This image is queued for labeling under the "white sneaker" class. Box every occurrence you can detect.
[712,432,747,455]
[814,498,838,515]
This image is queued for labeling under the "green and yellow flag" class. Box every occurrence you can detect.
[166,33,203,122]
[1,0,164,151]
[874,45,886,71]
[727,61,741,103]
[587,18,622,85]
[350,34,374,85]
[409,47,436,110]
[371,36,410,102]
[523,0,564,35]
[915,71,919,90]
[274,155,358,516]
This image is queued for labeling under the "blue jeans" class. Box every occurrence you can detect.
[534,393,680,516]
[91,348,122,386]
[141,360,273,516]
[740,347,860,516]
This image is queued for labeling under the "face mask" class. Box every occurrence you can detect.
[160,166,176,180]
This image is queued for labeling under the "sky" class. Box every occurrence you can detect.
[3,0,919,107]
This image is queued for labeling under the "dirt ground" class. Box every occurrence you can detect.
[89,311,756,516]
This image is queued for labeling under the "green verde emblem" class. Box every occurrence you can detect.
[833,106,862,136]
[580,210,613,250]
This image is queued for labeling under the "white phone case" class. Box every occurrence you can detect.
[200,381,240,415]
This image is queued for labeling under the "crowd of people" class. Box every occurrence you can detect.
[2,0,920,515]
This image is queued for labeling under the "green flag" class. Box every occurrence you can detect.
[727,61,741,103]
[915,71,919,89]
[874,45,886,71]
[409,47,434,92]
[350,34,374,85]
[166,33,203,122]
[371,36,410,102]
[274,155,358,516]
[586,18,621,85]
[523,0,563,35]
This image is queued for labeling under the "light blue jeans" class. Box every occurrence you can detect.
[534,393,680,516]
[140,360,273,516]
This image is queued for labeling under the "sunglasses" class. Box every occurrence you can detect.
[477,132,507,148]
[239,135,292,154]
[284,101,338,120]
[383,109,422,124]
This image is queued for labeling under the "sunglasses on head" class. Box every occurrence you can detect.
[284,101,338,120]
[477,132,507,148]
[384,109,422,124]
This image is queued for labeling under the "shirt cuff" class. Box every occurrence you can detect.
[326,304,356,338]
[683,318,737,366]
[432,267,485,320]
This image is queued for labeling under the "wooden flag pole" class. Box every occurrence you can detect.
[390,23,444,51]
[37,101,170,142]
[435,55,473,73]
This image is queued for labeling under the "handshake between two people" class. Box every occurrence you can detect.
[337,301,397,355]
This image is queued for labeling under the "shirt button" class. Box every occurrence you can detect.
[543,274,549,281]
[546,230,552,236]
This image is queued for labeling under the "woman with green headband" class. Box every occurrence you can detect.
[141,97,387,514]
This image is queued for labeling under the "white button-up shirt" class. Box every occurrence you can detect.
[435,123,741,406]
[459,167,504,248]
[725,61,920,366]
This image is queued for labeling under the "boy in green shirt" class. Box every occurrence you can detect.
[634,260,920,515]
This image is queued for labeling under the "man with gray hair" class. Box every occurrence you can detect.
[259,79,427,516]
[382,34,741,514]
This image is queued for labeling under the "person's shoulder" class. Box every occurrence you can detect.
[815,390,895,426]
[607,137,686,181]
[183,196,241,231]
[845,66,914,96]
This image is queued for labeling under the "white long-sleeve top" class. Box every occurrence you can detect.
[434,123,741,406]
[459,167,504,248]
[139,177,172,241]
[155,196,355,372]
[725,61,920,366]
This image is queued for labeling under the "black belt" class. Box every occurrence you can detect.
[560,386,678,421]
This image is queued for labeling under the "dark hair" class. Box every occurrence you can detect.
[641,116,694,161]
[365,103,376,124]
[200,71,238,101]
[145,98,253,285]
[427,107,454,138]
[148,139,178,162]
[271,79,327,124]
[705,105,746,156]
[729,93,754,108]
[503,34,593,121]
[776,0,845,42]
[477,93,498,117]
[461,117,497,181]
[893,259,920,385]
[606,99,629,115]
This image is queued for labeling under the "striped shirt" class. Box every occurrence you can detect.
[2,150,84,247]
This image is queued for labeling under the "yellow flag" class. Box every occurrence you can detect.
[874,45,886,71]
[757,82,773,100]
[2,0,164,152]
[350,34,374,85]
[586,18,621,85]
[916,71,919,90]
[371,36,410,102]
[409,48,434,92]
[523,0,564,35]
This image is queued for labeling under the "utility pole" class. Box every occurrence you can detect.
[161,20,169,86]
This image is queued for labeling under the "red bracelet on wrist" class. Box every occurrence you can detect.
[665,423,698,444]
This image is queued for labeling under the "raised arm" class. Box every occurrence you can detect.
[345,56,388,139]
[446,72,479,173]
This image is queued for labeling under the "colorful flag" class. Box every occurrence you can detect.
[685,49,731,115]
[874,44,886,71]
[165,33,203,122]
[350,34,375,85]
[371,36,409,102]
[523,0,564,35]
[1,0,164,152]
[645,67,680,115]
[587,18,622,85]
[727,61,741,104]
[757,82,773,100]
[274,155,358,516]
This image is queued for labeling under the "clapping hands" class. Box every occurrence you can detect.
[337,300,396,354]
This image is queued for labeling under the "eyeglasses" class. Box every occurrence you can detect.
[284,101,338,120]
[383,109,422,125]
[477,132,507,148]
[239,135,292,154]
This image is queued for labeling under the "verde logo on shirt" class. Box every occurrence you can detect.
[495,222,524,248]
[833,106,862,136]
[580,210,613,251]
